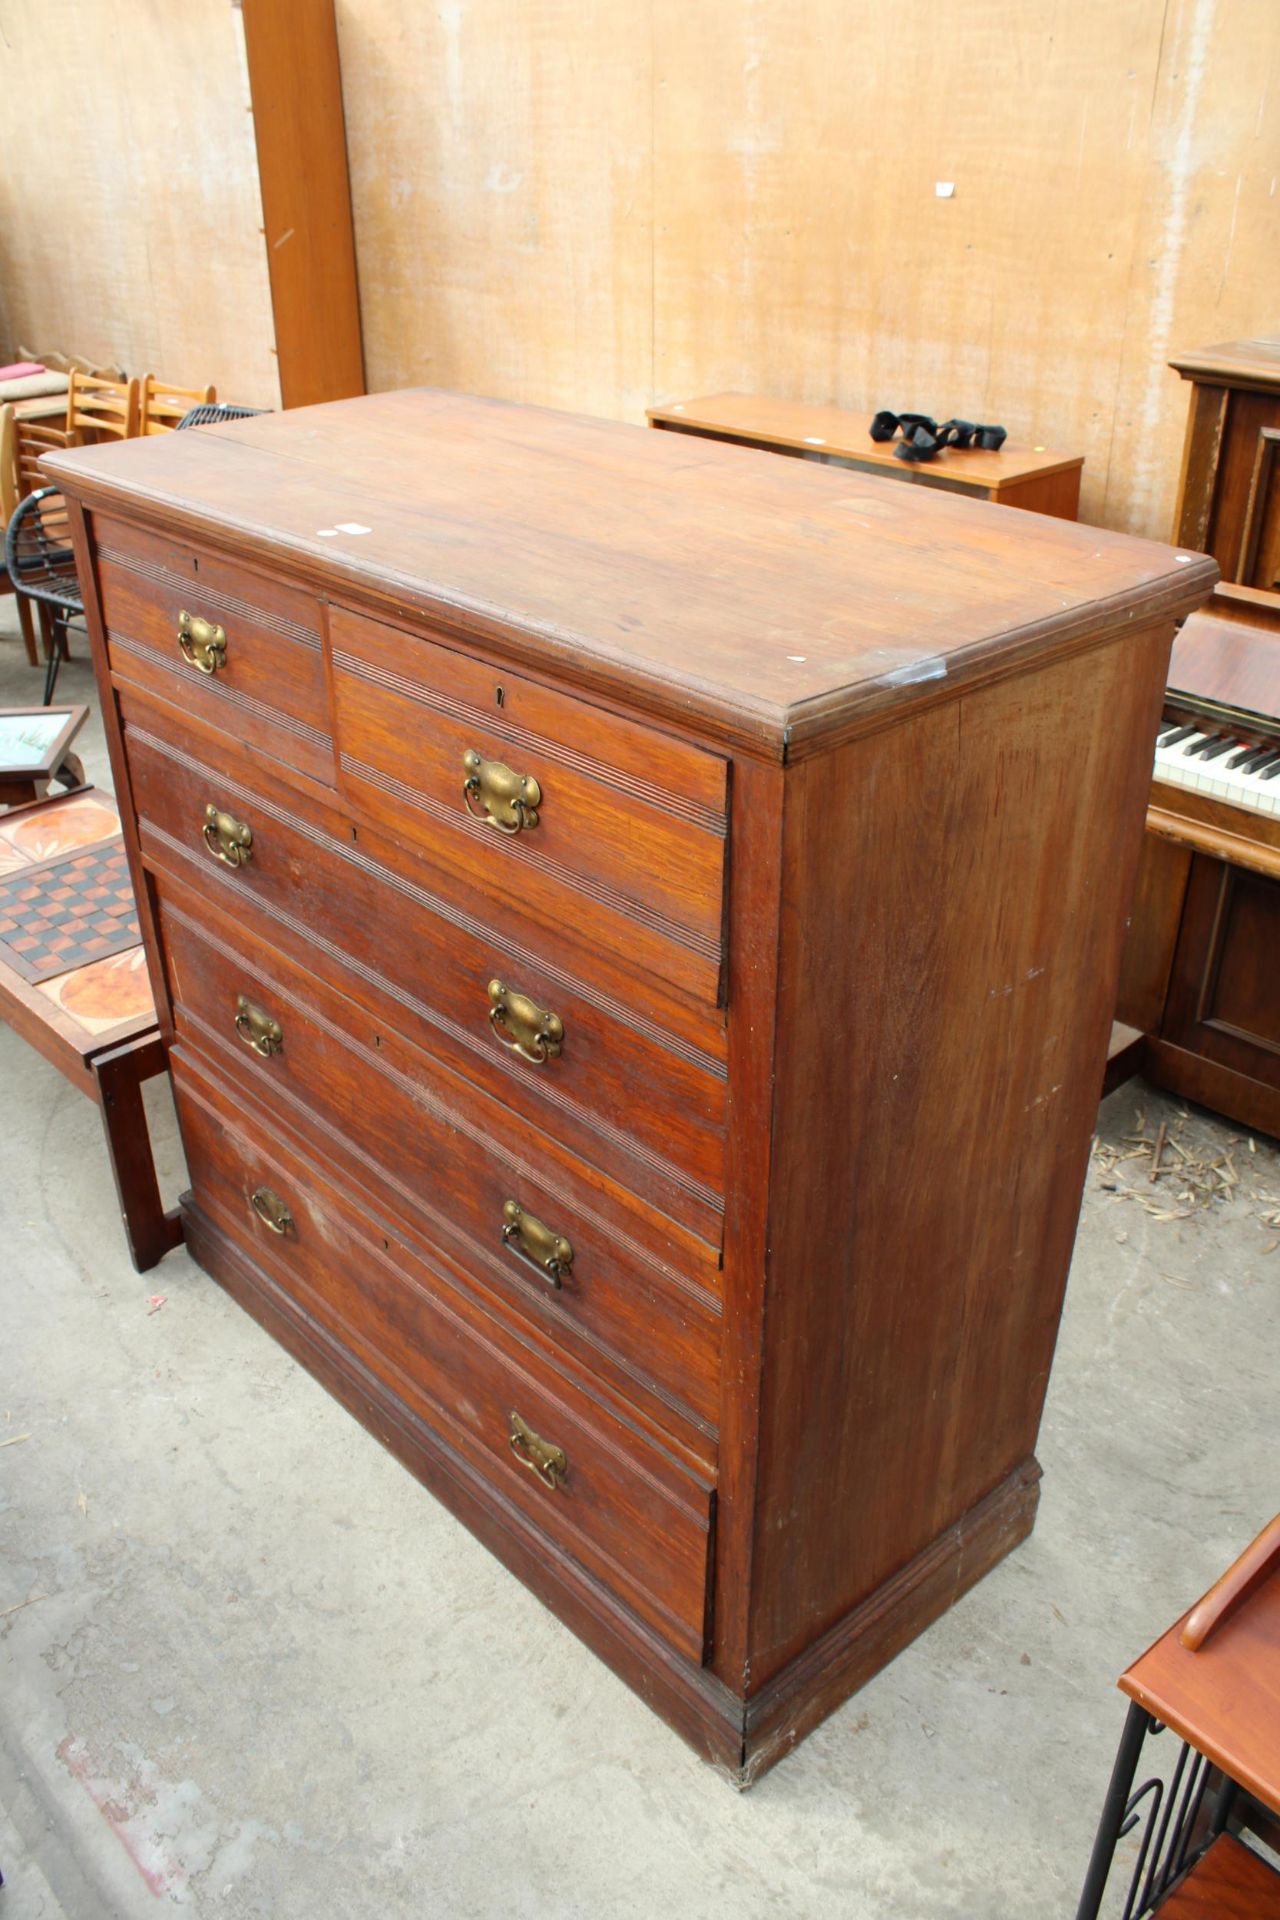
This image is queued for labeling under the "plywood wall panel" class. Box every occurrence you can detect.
[0,0,279,409]
[653,0,1175,532]
[337,0,652,420]
[332,0,1279,539]
[3,2,1274,536]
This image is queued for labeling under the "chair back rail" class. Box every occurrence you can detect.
[140,375,217,435]
[66,368,140,441]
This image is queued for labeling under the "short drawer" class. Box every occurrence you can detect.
[155,877,722,1428]
[93,517,333,785]
[121,691,728,1245]
[173,1054,715,1661]
[330,606,729,1007]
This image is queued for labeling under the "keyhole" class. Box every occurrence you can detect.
[495,685,505,708]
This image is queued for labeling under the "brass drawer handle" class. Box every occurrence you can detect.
[509,1411,567,1491]
[502,1200,573,1289]
[462,750,540,834]
[488,979,563,1064]
[177,609,227,674]
[235,994,283,1058]
[250,1186,293,1235]
[203,803,253,868]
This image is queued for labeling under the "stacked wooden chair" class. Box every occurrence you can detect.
[139,375,216,434]
[2,367,222,698]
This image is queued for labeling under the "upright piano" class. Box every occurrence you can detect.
[1115,340,1280,1138]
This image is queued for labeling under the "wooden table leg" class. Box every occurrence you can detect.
[91,1034,184,1273]
[16,594,38,666]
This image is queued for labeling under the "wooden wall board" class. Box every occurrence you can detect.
[3,1,1275,537]
[333,0,1280,541]
[0,0,280,409]
[652,0,1159,518]
[337,0,653,422]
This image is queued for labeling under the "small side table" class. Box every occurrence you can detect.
[1076,1515,1280,1919]
[0,784,181,1271]
[647,392,1083,518]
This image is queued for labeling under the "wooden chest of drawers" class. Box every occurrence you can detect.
[49,392,1215,1784]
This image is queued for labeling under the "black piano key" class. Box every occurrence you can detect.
[1256,754,1280,781]
[1156,722,1186,743]
[1238,746,1279,772]
[1196,738,1236,761]
[1160,724,1201,748]
[1225,744,1259,768]
[1182,734,1218,756]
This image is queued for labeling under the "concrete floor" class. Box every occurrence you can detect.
[1,625,1278,1919]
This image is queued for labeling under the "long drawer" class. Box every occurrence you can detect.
[154,873,722,1430]
[172,1052,715,1661]
[95,519,334,785]
[331,606,729,1007]
[120,691,727,1243]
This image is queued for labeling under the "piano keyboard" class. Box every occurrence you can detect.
[1154,715,1280,817]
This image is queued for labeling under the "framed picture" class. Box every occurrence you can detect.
[0,704,88,782]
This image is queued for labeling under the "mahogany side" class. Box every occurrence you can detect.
[745,620,1174,1685]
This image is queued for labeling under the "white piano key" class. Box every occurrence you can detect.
[1152,721,1280,818]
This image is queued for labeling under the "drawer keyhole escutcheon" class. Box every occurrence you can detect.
[509,1412,567,1491]
[203,804,253,869]
[235,995,284,1058]
[462,750,540,834]
[488,979,563,1064]
[250,1186,293,1235]
[177,610,227,674]
[501,1200,573,1288]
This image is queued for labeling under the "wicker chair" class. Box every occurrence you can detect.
[4,489,84,704]
[175,403,267,430]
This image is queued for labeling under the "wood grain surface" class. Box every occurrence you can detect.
[120,692,729,1210]
[174,1052,715,1659]
[57,386,1215,1781]
[44,393,1216,761]
[1123,1566,1280,1823]
[745,618,1173,1683]
[330,1,1280,538]
[1157,1836,1280,1919]
[1170,340,1280,394]
[155,880,725,1438]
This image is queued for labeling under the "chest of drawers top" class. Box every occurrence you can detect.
[46,387,1213,763]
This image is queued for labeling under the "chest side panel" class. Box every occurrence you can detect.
[745,620,1176,1687]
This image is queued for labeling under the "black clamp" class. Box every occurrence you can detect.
[870,410,1007,463]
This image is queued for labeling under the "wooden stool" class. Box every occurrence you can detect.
[1076,1516,1280,1918]
[0,785,181,1271]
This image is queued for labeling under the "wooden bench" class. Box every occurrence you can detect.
[0,784,181,1271]
[647,391,1083,518]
